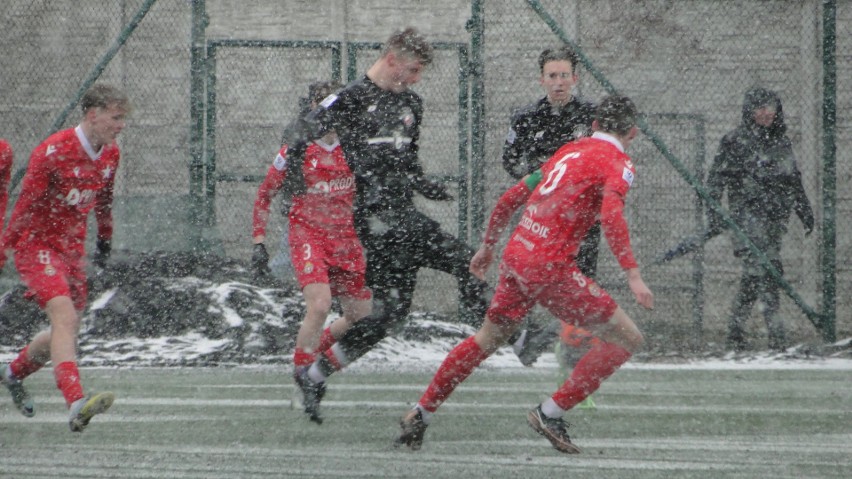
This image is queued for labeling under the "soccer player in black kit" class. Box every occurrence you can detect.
[291,27,489,424]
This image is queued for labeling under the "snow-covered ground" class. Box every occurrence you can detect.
[1,251,848,371]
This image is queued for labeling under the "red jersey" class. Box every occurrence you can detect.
[0,139,13,223]
[2,126,119,254]
[502,133,638,276]
[252,138,356,237]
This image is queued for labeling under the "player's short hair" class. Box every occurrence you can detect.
[596,95,637,135]
[81,84,131,113]
[382,27,433,66]
[307,80,342,105]
[539,46,580,74]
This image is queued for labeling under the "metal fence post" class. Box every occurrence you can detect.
[820,0,837,342]
[467,0,486,239]
[189,0,208,237]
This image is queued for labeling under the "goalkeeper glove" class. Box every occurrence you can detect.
[93,239,111,268]
[252,243,271,277]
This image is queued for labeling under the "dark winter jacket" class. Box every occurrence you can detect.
[502,96,595,179]
[706,88,814,252]
[303,76,450,232]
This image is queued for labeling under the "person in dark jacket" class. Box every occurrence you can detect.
[500,46,601,368]
[706,87,814,351]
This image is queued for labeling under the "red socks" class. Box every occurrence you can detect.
[293,348,314,368]
[9,345,44,380]
[54,361,85,408]
[418,336,491,412]
[316,327,336,355]
[552,342,632,410]
[293,328,337,368]
[11,349,86,408]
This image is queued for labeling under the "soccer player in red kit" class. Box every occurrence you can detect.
[0,139,13,225]
[396,95,654,453]
[252,81,372,423]
[0,84,128,432]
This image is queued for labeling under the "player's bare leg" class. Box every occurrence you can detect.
[294,283,334,366]
[45,297,81,366]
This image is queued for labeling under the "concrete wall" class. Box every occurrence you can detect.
[0,0,847,347]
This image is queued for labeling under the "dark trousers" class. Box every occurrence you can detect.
[728,257,785,350]
[358,210,488,329]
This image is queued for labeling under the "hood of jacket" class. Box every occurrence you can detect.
[741,87,787,142]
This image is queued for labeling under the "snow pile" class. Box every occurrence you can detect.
[0,251,849,369]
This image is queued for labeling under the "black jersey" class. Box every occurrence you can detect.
[502,96,595,179]
[307,76,429,224]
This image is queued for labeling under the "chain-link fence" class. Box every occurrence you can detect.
[480,0,848,349]
[0,0,192,252]
[0,0,847,350]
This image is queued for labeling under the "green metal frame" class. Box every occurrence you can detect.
[203,39,343,226]
[820,0,837,342]
[189,0,208,235]
[9,0,159,193]
[468,0,486,241]
[185,1,837,340]
[523,0,833,340]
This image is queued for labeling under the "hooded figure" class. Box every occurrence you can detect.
[706,87,814,351]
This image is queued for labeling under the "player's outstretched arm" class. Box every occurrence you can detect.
[470,178,535,280]
[625,268,654,310]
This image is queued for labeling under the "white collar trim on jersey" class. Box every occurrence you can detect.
[591,131,625,153]
[313,138,340,152]
[75,125,103,160]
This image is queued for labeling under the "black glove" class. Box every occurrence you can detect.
[93,239,111,268]
[802,212,815,237]
[413,176,454,201]
[251,243,271,276]
[706,210,724,237]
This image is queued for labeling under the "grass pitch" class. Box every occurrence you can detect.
[0,365,849,478]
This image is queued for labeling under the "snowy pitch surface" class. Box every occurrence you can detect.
[0,365,849,478]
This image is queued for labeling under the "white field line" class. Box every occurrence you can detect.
[28,439,852,472]
[2,395,847,416]
[3,356,848,370]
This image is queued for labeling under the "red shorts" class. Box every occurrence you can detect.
[288,223,371,300]
[14,245,87,311]
[486,262,617,328]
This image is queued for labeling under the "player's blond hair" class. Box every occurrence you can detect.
[81,84,131,113]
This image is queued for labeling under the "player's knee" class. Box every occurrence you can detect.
[601,308,644,353]
[627,328,645,352]
[306,295,333,317]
